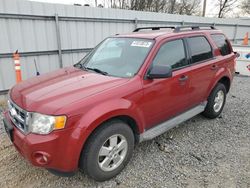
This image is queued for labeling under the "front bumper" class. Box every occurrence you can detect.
[2,111,88,173]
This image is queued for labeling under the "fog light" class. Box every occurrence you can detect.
[42,155,48,163]
[33,151,51,165]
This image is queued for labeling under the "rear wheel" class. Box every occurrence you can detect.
[202,83,227,119]
[79,120,134,181]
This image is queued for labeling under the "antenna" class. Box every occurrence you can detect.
[33,59,40,76]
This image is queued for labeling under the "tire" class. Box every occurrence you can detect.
[202,83,227,119]
[79,120,134,181]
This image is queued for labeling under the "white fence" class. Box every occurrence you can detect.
[0,0,249,91]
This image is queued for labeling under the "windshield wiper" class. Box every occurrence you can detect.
[74,63,83,69]
[84,66,108,75]
[75,64,108,76]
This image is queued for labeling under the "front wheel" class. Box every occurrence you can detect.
[79,120,134,181]
[202,83,227,119]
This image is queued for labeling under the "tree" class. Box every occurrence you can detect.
[241,0,250,15]
[217,0,237,18]
[168,0,177,14]
[129,0,201,15]
[174,0,201,15]
[100,0,201,15]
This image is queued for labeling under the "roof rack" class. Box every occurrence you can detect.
[133,25,216,32]
[174,25,216,32]
[133,26,175,32]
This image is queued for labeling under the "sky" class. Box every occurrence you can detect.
[28,0,241,18]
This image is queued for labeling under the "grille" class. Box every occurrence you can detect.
[8,99,28,134]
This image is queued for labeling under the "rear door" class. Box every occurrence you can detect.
[185,35,217,107]
[210,33,235,75]
[141,38,192,130]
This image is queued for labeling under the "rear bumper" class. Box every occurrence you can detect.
[2,111,89,173]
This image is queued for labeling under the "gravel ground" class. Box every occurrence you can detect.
[0,76,249,188]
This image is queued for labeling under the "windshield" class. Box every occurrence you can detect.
[75,37,154,78]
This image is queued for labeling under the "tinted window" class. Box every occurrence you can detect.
[153,39,187,69]
[211,34,231,55]
[187,36,213,63]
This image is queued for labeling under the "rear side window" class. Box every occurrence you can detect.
[211,34,231,56]
[152,39,187,69]
[187,36,213,64]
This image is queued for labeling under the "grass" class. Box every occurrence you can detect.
[0,99,7,111]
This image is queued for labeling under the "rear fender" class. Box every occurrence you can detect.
[206,67,232,98]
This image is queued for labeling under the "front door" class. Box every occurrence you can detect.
[141,39,192,130]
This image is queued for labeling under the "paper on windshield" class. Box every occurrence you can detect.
[131,41,152,48]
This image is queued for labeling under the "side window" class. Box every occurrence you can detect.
[153,39,187,69]
[187,36,213,64]
[211,34,231,56]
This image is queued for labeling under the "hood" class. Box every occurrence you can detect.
[10,66,128,114]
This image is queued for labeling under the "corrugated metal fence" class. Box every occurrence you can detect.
[0,0,249,91]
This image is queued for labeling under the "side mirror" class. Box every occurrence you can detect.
[234,51,240,58]
[147,65,172,79]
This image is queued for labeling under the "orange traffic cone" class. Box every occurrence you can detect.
[13,50,22,83]
[242,32,249,45]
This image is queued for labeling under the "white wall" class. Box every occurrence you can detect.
[0,0,249,90]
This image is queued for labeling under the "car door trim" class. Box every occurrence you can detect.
[139,101,207,142]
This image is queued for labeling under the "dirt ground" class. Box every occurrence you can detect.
[0,76,249,188]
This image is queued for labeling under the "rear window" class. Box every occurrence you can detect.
[187,36,213,64]
[211,34,231,56]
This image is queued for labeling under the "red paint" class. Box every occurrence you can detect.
[3,29,236,173]
[247,65,250,71]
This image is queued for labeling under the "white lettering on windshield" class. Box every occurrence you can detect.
[131,41,152,48]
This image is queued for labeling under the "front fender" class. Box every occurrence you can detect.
[64,98,145,170]
[78,98,144,133]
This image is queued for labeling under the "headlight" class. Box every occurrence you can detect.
[28,112,67,135]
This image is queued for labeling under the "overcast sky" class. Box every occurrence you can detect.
[29,0,239,17]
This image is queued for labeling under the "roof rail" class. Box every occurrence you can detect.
[174,25,216,32]
[133,26,175,32]
[133,25,216,32]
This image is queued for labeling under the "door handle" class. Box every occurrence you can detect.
[179,75,188,82]
[211,64,218,70]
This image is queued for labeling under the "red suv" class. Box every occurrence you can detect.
[3,26,236,181]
